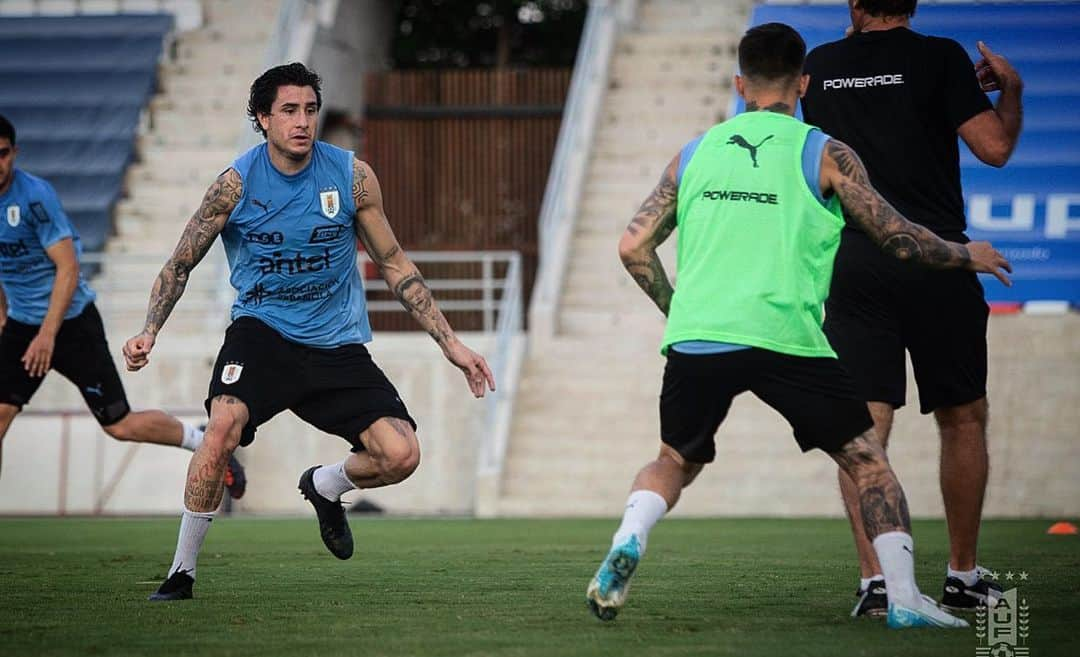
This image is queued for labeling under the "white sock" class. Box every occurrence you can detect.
[872,531,921,608]
[313,461,356,501]
[948,566,979,587]
[611,490,668,554]
[179,423,204,452]
[167,508,214,579]
[859,575,884,592]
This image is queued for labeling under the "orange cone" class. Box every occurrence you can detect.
[1047,521,1078,535]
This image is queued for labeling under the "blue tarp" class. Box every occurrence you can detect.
[0,14,171,253]
[745,2,1080,303]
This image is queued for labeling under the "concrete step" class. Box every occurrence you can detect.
[614,33,738,57]
[137,130,238,151]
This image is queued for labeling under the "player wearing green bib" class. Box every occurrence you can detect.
[585,23,1011,629]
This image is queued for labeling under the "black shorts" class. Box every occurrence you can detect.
[0,303,130,425]
[660,348,873,462]
[206,316,415,449]
[824,229,989,414]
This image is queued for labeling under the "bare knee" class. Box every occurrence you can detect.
[0,403,19,435]
[203,416,242,455]
[832,431,892,486]
[377,439,420,484]
[102,415,137,442]
[658,444,704,488]
[935,398,988,436]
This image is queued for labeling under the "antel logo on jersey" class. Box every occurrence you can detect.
[701,190,779,205]
[245,230,285,245]
[6,205,20,227]
[309,225,346,244]
[822,74,904,90]
[0,239,30,257]
[257,248,332,275]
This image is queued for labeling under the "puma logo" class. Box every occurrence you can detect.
[727,134,773,168]
[84,383,104,397]
[251,198,271,212]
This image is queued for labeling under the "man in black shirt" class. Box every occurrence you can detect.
[801,0,1023,618]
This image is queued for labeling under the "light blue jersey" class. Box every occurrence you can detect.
[223,141,370,348]
[0,169,95,325]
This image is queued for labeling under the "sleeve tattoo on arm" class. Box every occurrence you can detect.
[826,140,969,268]
[622,167,678,315]
[144,170,240,334]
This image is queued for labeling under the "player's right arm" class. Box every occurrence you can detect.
[820,138,1012,286]
[123,168,242,371]
[618,154,679,316]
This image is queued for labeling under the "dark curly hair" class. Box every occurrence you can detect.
[0,113,14,145]
[858,0,917,18]
[738,22,806,83]
[246,62,323,136]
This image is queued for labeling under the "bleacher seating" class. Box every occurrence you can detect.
[0,14,173,252]
[745,2,1080,305]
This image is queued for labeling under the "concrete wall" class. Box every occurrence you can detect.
[0,332,492,516]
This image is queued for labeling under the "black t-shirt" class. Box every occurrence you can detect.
[802,27,992,237]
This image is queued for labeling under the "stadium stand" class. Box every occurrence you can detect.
[494,0,1079,519]
[744,1,1080,306]
[0,14,173,252]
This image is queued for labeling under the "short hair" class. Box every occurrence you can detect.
[738,23,806,84]
[858,0,917,18]
[246,62,323,136]
[0,114,14,145]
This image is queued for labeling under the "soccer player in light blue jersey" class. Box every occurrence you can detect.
[124,64,495,601]
[0,115,244,496]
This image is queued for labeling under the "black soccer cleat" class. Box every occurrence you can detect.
[940,568,1003,612]
[298,465,354,560]
[225,453,247,499]
[851,580,888,618]
[149,569,194,601]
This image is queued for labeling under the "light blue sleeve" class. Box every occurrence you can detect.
[29,180,75,248]
[801,129,831,208]
[676,134,705,186]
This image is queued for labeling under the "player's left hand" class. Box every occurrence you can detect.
[975,41,1021,93]
[444,340,496,398]
[22,331,56,378]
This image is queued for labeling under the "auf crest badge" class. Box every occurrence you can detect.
[221,362,244,384]
[6,205,20,227]
[319,189,340,219]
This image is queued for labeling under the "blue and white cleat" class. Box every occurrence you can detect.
[887,594,970,629]
[586,535,641,621]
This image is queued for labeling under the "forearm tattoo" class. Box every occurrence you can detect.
[832,434,911,539]
[623,168,678,315]
[393,272,455,346]
[144,170,240,335]
[826,140,969,269]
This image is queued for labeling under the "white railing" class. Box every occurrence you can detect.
[529,0,636,345]
[471,253,526,515]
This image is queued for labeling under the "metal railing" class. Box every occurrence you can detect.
[529,0,636,343]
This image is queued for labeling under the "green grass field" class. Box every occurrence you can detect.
[1,517,1076,657]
